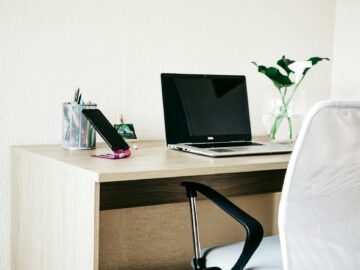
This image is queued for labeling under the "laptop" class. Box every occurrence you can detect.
[161,73,293,157]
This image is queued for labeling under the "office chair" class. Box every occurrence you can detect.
[183,100,360,270]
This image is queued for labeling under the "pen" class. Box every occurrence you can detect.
[74,88,80,102]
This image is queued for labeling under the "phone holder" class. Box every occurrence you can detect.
[92,149,131,160]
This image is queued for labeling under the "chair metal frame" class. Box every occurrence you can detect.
[182,182,264,270]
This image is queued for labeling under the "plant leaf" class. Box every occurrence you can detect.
[253,62,293,89]
[303,57,330,76]
[308,56,330,65]
[277,56,295,75]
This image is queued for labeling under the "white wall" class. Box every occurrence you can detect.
[332,0,360,98]
[0,0,335,268]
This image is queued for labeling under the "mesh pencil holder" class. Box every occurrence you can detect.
[62,103,97,149]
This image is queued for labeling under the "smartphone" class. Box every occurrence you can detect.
[82,109,129,151]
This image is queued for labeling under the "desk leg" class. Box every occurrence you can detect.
[11,150,100,270]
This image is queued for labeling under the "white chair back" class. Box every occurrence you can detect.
[279,100,360,270]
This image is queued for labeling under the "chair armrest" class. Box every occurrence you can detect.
[182,182,264,270]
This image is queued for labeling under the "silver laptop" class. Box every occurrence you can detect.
[161,73,293,157]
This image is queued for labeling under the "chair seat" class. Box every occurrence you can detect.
[203,235,282,270]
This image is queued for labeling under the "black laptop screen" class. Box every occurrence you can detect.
[161,73,252,144]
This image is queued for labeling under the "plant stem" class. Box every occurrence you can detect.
[285,75,305,107]
[287,116,293,139]
[270,83,297,141]
[269,87,286,140]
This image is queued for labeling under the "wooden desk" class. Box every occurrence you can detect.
[11,140,291,270]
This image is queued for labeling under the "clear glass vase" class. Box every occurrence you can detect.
[262,91,305,143]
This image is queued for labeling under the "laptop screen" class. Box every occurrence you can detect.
[161,73,252,144]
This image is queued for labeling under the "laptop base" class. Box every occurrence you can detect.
[169,141,292,157]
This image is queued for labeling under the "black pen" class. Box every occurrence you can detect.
[74,88,80,102]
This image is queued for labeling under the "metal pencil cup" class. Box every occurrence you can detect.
[62,103,97,149]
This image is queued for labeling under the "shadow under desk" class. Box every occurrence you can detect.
[11,139,290,270]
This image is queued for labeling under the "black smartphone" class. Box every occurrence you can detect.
[82,109,129,151]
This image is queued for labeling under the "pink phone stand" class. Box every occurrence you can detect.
[92,149,131,160]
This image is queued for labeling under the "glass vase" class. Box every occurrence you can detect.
[262,91,305,143]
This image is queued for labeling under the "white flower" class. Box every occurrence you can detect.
[288,61,313,85]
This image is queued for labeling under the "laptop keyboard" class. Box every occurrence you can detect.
[186,141,262,148]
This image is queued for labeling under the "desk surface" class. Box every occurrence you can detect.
[12,139,290,270]
[12,139,292,183]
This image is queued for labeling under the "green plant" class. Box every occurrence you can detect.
[252,56,329,140]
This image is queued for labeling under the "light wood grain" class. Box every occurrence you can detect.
[12,138,291,183]
[11,147,100,270]
[99,193,281,270]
